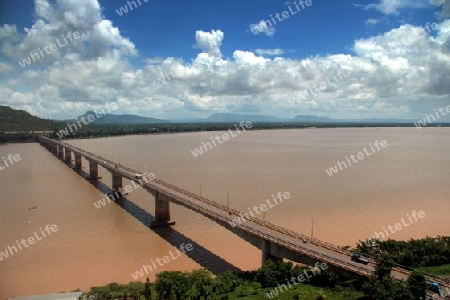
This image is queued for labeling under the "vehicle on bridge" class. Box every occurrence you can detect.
[351,253,369,265]
[428,282,444,297]
[135,173,143,179]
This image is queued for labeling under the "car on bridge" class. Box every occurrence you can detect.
[135,173,143,179]
[351,253,369,265]
[428,282,444,297]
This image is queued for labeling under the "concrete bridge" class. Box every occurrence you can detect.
[38,136,450,293]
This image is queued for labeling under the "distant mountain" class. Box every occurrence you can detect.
[292,115,418,123]
[347,118,414,123]
[292,115,334,122]
[72,111,169,124]
[169,113,418,124]
[0,106,62,132]
[204,113,289,123]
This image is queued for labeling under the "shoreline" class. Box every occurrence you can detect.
[2,125,449,144]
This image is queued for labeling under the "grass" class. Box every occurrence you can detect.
[212,284,363,300]
[83,282,363,299]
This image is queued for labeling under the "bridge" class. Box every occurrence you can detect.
[38,136,449,296]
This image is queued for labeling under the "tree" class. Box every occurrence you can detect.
[213,271,242,295]
[361,254,413,300]
[187,269,214,299]
[255,260,293,288]
[144,277,152,300]
[154,271,190,300]
[407,272,427,300]
[375,254,394,280]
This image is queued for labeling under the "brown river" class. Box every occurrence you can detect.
[0,128,449,297]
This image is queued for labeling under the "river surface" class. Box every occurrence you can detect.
[1,128,449,297]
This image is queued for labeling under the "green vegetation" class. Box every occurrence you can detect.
[82,261,363,299]
[355,236,450,268]
[361,254,428,300]
[2,105,449,143]
[79,236,450,299]
[48,121,438,141]
[0,105,62,132]
[416,264,450,277]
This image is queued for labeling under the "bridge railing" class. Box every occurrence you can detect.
[151,180,373,278]
[153,179,357,256]
[41,138,436,282]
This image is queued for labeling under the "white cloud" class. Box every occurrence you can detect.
[249,20,276,37]
[194,30,224,57]
[430,0,450,18]
[255,48,285,56]
[360,0,429,15]
[365,18,382,26]
[1,0,449,121]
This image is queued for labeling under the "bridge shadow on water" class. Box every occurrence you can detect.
[69,163,243,275]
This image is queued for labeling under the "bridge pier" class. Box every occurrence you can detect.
[57,145,64,159]
[52,144,58,155]
[150,191,176,228]
[112,171,123,191]
[65,148,71,163]
[262,240,283,264]
[87,160,101,180]
[74,154,82,170]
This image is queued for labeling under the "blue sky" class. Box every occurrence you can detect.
[0,0,449,120]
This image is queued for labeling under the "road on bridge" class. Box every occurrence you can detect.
[41,137,449,299]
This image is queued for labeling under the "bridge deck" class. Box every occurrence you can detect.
[40,137,449,298]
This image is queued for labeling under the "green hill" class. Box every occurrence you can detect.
[0,106,61,132]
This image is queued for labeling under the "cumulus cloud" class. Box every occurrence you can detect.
[430,0,450,18]
[194,30,224,57]
[0,0,449,121]
[255,48,285,56]
[358,0,429,15]
[249,20,276,37]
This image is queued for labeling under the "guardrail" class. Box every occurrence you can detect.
[153,181,373,277]
[41,137,450,286]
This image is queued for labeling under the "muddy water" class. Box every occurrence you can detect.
[1,128,449,297]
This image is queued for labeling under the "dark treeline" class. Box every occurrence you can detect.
[49,121,447,140]
[85,260,357,300]
[2,121,449,143]
[355,236,450,269]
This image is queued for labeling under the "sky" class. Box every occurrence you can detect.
[0,0,449,120]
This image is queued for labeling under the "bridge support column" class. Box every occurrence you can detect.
[74,154,82,170]
[262,240,282,264]
[57,145,64,159]
[52,144,58,155]
[64,148,71,163]
[112,171,123,192]
[150,191,176,228]
[87,160,101,180]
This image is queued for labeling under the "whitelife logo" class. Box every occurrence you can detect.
[325,140,388,176]
[18,31,84,68]
[0,153,21,172]
[116,0,150,16]
[190,121,253,158]
[414,105,450,129]
[0,224,59,262]
[363,211,425,246]
[93,172,156,209]
[131,243,194,280]
[266,262,328,299]
[228,192,290,227]
[55,102,119,139]
[250,0,313,35]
